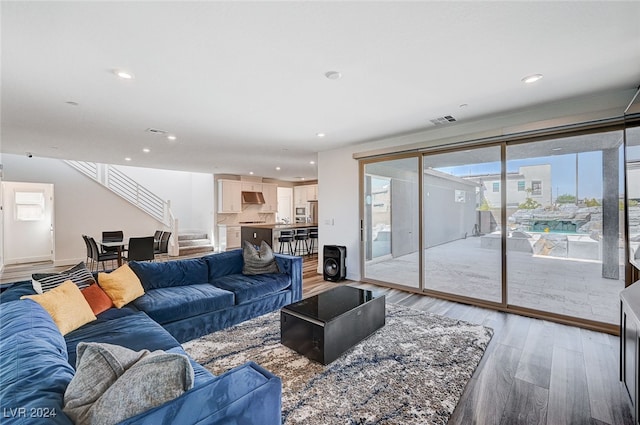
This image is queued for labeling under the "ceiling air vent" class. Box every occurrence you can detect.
[145,128,168,135]
[429,115,457,126]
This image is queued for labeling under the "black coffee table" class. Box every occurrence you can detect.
[280,286,385,365]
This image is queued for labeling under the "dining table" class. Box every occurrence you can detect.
[99,240,127,267]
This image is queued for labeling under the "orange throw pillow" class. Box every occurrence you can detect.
[81,283,114,315]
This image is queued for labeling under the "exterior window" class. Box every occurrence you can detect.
[531,180,542,196]
[492,182,500,192]
[517,181,525,191]
[15,191,45,221]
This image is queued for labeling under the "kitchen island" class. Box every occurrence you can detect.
[241,223,318,254]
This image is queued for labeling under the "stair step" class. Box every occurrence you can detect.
[178,245,214,256]
[179,238,211,248]
[178,233,208,241]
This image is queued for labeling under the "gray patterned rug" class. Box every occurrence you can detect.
[183,303,493,425]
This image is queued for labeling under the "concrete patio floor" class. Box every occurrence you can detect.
[365,236,623,324]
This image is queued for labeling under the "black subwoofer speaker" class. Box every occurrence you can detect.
[323,245,347,282]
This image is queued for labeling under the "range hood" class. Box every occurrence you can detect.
[241,191,265,204]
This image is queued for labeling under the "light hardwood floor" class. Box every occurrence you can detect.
[303,255,633,425]
[2,254,634,424]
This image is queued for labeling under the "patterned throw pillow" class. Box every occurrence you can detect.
[242,240,280,275]
[32,262,96,294]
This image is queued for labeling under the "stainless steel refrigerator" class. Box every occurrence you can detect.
[308,201,318,224]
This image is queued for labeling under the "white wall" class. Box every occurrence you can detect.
[317,145,360,279]
[1,154,213,266]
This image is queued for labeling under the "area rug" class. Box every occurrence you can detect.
[183,303,493,425]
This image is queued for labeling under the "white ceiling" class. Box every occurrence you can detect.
[2,1,639,181]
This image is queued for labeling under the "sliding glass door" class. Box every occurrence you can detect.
[359,126,630,329]
[506,131,625,324]
[362,157,420,288]
[627,126,640,269]
[422,146,503,303]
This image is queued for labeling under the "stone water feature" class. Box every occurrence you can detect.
[481,204,640,260]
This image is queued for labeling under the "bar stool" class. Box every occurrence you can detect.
[294,228,309,256]
[308,227,318,257]
[278,230,294,255]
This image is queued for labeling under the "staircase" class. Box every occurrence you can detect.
[178,233,214,256]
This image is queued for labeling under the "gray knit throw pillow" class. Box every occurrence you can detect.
[63,342,194,425]
[242,240,280,275]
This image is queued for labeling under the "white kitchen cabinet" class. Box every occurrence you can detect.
[294,186,307,206]
[306,184,318,201]
[261,183,278,212]
[294,184,317,205]
[226,226,241,250]
[241,182,262,192]
[218,180,242,213]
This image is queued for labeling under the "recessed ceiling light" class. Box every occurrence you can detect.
[249,171,254,175]
[301,177,306,181]
[167,135,177,141]
[325,71,341,80]
[275,166,281,171]
[521,74,543,84]
[310,161,315,165]
[316,133,326,138]
[142,148,150,153]
[114,69,134,80]
[124,157,132,161]
[552,147,563,151]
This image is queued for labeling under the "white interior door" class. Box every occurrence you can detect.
[277,187,293,224]
[2,181,54,264]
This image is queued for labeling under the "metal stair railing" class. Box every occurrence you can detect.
[65,160,172,226]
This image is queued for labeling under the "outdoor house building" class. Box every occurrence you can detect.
[1,2,640,425]
[466,164,553,209]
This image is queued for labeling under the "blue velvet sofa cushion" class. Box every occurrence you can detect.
[204,250,244,280]
[129,258,209,290]
[64,310,182,367]
[1,300,75,425]
[118,362,281,425]
[0,280,37,302]
[210,273,291,304]
[132,284,235,324]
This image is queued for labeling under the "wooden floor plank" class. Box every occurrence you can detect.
[498,378,548,425]
[581,330,634,425]
[514,320,555,389]
[449,343,522,425]
[547,345,592,425]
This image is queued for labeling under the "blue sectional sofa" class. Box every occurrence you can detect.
[0,249,303,425]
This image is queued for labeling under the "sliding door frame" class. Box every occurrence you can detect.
[359,152,424,291]
[359,120,634,335]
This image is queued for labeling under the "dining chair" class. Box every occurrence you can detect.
[124,236,155,262]
[87,236,119,272]
[154,231,171,260]
[153,230,163,252]
[82,235,92,266]
[101,231,124,254]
